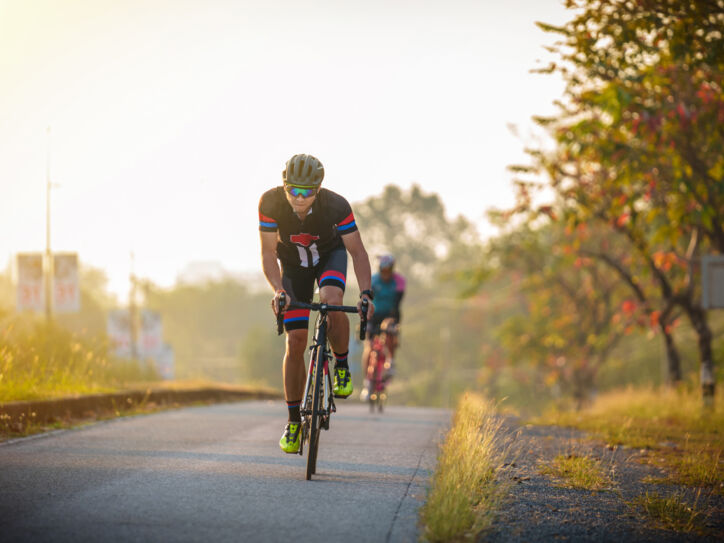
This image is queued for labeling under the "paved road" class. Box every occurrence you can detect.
[0,401,450,543]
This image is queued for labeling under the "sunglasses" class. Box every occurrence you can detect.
[285,185,317,198]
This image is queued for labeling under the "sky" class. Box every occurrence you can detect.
[1,0,569,300]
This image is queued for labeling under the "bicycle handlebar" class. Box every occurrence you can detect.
[275,294,368,340]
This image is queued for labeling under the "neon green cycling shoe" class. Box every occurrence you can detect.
[333,367,353,398]
[279,422,301,454]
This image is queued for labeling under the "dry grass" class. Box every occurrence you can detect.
[539,453,613,491]
[535,386,724,491]
[420,393,511,542]
[629,490,708,534]
[1,320,159,403]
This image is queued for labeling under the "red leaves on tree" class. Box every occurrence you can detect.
[622,300,636,315]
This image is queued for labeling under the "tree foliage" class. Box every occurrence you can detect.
[507,0,723,401]
[354,184,481,281]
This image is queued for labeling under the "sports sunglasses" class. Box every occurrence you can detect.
[285,185,317,198]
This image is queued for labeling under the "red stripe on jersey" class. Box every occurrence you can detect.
[259,212,275,223]
[338,212,355,226]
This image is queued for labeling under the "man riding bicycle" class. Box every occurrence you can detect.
[361,254,405,397]
[259,154,374,454]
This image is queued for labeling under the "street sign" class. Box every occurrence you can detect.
[53,252,80,313]
[16,253,44,312]
[702,255,724,309]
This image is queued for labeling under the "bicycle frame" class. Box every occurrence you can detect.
[301,311,334,433]
[367,339,388,412]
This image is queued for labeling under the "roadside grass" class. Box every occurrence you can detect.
[539,453,613,491]
[1,320,159,403]
[420,393,511,542]
[534,386,724,491]
[628,490,708,534]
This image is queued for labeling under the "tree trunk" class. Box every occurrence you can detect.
[684,304,715,407]
[661,328,682,384]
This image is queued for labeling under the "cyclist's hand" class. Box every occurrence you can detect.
[358,296,374,320]
[272,289,289,316]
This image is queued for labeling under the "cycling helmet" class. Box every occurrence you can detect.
[380,318,399,335]
[282,154,324,187]
[378,254,395,270]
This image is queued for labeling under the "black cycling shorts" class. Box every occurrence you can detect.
[281,247,347,332]
[367,313,393,339]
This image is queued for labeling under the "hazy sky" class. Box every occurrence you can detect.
[1,0,569,298]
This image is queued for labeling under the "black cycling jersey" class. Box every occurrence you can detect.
[258,187,358,268]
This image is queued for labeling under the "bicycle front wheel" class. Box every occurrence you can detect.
[306,347,324,480]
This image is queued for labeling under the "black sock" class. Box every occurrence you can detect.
[334,350,349,370]
[287,400,301,423]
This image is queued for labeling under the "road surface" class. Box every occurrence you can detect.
[0,401,450,542]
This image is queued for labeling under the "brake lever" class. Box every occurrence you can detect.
[359,298,368,341]
[276,292,286,336]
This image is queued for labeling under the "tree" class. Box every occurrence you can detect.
[518,0,723,403]
[354,184,481,281]
[479,220,634,406]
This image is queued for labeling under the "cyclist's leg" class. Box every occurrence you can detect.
[361,319,382,392]
[316,248,353,397]
[279,264,314,453]
[316,247,348,357]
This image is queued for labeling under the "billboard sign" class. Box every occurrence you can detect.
[53,252,80,313]
[16,253,44,312]
[139,309,163,358]
[107,309,133,358]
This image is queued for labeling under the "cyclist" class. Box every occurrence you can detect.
[361,254,405,397]
[259,153,374,454]
[368,317,399,387]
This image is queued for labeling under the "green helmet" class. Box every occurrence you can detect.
[282,154,324,187]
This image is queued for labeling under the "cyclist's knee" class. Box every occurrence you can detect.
[319,285,343,305]
[286,329,307,356]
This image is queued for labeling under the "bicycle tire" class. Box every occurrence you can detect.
[306,346,324,480]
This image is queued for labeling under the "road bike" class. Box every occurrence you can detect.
[365,336,390,413]
[277,294,368,480]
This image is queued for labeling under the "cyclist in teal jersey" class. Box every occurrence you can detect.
[361,254,405,397]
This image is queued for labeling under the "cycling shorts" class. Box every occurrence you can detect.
[367,313,394,339]
[281,247,347,332]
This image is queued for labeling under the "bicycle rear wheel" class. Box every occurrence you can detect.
[306,347,324,480]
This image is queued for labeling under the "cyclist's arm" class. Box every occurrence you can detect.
[341,231,371,292]
[392,273,405,321]
[341,231,374,318]
[392,291,404,322]
[260,231,284,293]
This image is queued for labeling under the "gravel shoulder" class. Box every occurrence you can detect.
[483,420,723,542]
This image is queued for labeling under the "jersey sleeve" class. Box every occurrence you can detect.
[334,196,358,236]
[394,273,406,292]
[258,191,278,232]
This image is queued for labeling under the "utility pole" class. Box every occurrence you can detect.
[129,252,139,361]
[45,126,53,322]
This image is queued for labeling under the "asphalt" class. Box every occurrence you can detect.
[0,400,450,543]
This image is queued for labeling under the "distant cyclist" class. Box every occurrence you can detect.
[259,154,374,454]
[361,254,405,395]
